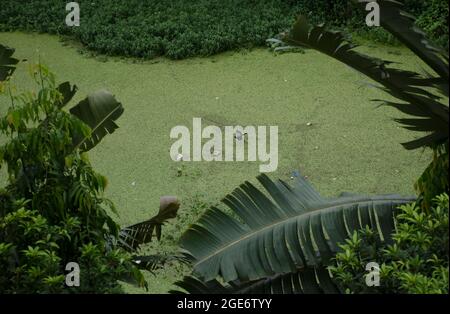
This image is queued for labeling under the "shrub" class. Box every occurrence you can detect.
[0,203,138,293]
[0,0,447,59]
[403,1,446,48]
[415,144,449,211]
[329,193,449,294]
[0,51,145,293]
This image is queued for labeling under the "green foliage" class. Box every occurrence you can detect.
[0,46,147,293]
[176,1,448,295]
[0,0,296,59]
[353,0,449,48]
[75,243,140,293]
[271,1,448,294]
[175,174,414,293]
[282,5,449,150]
[415,144,449,210]
[0,0,447,59]
[415,0,449,49]
[281,1,449,210]
[0,204,139,293]
[0,204,65,293]
[69,90,124,152]
[329,193,449,294]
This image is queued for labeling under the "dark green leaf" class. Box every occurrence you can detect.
[70,90,124,151]
[0,44,19,81]
[180,174,414,284]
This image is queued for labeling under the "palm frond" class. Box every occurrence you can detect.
[281,15,448,150]
[180,174,414,283]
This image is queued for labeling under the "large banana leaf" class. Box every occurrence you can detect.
[0,44,19,82]
[281,14,449,150]
[70,90,124,151]
[180,174,414,284]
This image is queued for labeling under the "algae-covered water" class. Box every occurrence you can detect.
[0,32,432,293]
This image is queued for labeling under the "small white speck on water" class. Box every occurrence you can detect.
[307,122,312,126]
[131,181,136,186]
[235,130,244,141]
[215,96,220,100]
[314,146,319,150]
[332,177,337,181]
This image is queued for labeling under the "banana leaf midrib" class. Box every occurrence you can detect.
[190,196,412,266]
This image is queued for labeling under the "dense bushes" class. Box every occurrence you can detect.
[0,0,447,59]
[415,0,449,48]
[0,204,137,293]
[0,50,145,292]
[329,194,449,294]
[0,0,297,59]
